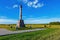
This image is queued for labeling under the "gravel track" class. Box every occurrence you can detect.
[0,28,45,36]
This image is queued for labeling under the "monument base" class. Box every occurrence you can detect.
[19,20,25,28]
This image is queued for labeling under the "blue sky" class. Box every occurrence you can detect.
[0,0,60,24]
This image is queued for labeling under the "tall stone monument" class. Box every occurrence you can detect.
[17,5,25,28]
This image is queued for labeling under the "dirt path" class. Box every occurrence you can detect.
[0,28,45,36]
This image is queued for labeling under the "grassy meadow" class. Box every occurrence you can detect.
[0,24,60,40]
[26,24,60,28]
[0,28,60,40]
[0,24,60,30]
[0,24,16,30]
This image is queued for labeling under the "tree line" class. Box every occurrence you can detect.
[49,22,60,25]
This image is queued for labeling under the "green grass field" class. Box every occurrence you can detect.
[0,24,60,40]
[0,24,60,31]
[0,28,60,40]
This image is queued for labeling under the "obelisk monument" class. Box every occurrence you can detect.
[17,5,25,28]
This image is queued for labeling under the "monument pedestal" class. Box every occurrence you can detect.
[19,20,25,28]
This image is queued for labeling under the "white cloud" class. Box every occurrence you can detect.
[0,16,17,24]
[24,18,60,24]
[33,3,44,8]
[27,0,44,8]
[27,1,33,7]
[0,16,60,24]
[0,17,60,24]
[33,0,38,4]
[22,0,44,8]
[0,19,17,24]
[6,4,18,9]
[13,4,18,8]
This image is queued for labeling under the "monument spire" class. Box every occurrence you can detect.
[20,5,22,20]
